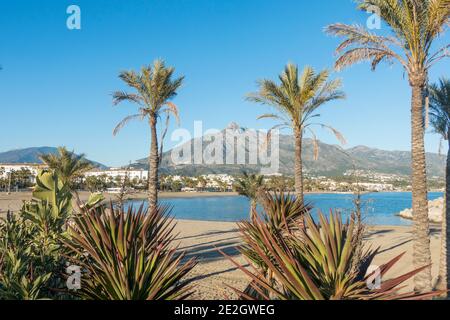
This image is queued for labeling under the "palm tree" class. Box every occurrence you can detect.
[326,0,449,292]
[39,147,94,189]
[113,60,184,213]
[235,172,265,220]
[428,78,450,295]
[247,64,346,204]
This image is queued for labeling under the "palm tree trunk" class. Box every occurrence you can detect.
[437,138,450,295]
[294,127,304,204]
[410,83,433,292]
[148,115,159,213]
[250,199,257,221]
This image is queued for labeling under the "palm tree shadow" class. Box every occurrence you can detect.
[429,227,441,236]
[364,227,442,255]
[178,236,240,251]
[189,265,250,282]
[363,229,392,239]
[377,239,413,254]
[183,240,241,263]
[175,229,239,241]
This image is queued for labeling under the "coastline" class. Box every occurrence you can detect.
[1,189,443,217]
[0,192,443,299]
[173,220,441,299]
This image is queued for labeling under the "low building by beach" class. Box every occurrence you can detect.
[354,182,395,192]
[84,168,148,182]
[0,163,47,182]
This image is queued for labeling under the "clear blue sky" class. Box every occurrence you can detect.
[1,0,449,167]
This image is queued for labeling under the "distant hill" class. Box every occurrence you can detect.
[131,123,445,178]
[0,147,107,169]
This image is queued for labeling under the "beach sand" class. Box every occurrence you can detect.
[0,192,443,300]
[174,220,442,300]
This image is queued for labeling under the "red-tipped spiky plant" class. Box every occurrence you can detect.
[64,204,196,300]
[225,199,443,300]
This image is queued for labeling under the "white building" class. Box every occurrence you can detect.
[84,168,148,181]
[0,163,46,182]
[353,182,394,192]
[202,174,235,190]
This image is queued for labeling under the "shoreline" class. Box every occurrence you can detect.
[173,220,441,299]
[1,190,443,223]
[0,192,443,299]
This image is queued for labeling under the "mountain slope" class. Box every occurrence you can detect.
[132,124,445,177]
[0,147,107,169]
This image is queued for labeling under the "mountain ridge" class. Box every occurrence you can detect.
[0,147,107,169]
[1,134,445,178]
[130,125,445,177]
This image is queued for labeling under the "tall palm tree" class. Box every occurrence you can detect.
[39,146,94,189]
[247,64,346,204]
[428,78,450,294]
[113,60,184,213]
[235,172,265,220]
[326,0,449,292]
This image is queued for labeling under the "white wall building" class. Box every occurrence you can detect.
[354,183,394,192]
[84,169,148,181]
[202,174,235,190]
[0,163,46,182]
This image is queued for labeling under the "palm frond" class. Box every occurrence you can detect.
[429,77,450,139]
[306,127,320,160]
[165,102,180,126]
[39,147,94,188]
[327,0,450,73]
[113,59,184,135]
[249,64,345,147]
[113,114,142,136]
[112,91,144,106]
[321,124,348,145]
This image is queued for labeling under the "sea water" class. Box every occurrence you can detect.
[125,192,443,226]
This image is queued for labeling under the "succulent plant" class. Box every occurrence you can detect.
[225,204,443,300]
[64,204,196,300]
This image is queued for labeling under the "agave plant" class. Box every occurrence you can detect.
[257,192,311,232]
[64,204,196,300]
[236,192,310,298]
[226,210,443,300]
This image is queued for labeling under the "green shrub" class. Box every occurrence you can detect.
[0,170,74,299]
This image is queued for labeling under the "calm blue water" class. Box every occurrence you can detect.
[125,192,443,226]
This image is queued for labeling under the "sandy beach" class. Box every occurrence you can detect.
[173,220,442,299]
[0,192,443,300]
